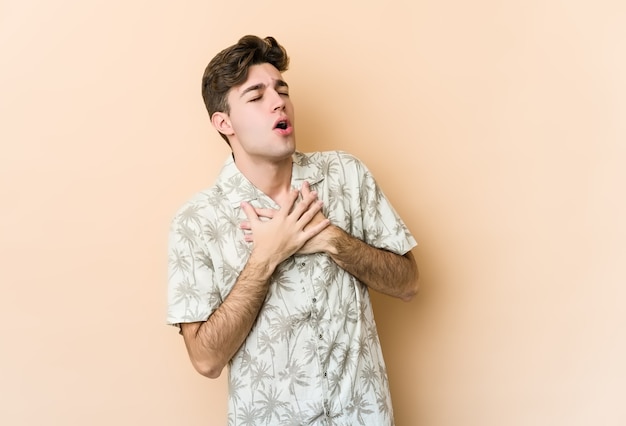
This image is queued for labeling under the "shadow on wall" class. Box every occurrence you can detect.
[370,242,443,425]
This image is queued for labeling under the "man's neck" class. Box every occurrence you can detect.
[233,153,294,202]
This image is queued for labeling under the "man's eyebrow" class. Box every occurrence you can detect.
[240,83,265,98]
[240,80,289,98]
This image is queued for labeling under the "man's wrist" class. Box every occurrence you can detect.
[245,252,278,282]
[325,225,348,257]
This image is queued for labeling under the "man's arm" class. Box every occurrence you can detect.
[295,182,419,301]
[180,255,273,379]
[181,188,329,378]
[325,226,419,302]
[298,220,419,301]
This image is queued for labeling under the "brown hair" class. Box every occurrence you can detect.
[201,35,290,144]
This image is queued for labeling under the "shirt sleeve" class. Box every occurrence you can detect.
[339,151,417,255]
[166,201,222,327]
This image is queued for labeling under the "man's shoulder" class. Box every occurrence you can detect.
[170,184,227,227]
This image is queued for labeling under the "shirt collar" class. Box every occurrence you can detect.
[215,152,325,209]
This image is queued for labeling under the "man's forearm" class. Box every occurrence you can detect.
[181,255,274,378]
[326,226,419,302]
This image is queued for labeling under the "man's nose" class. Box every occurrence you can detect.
[270,90,286,111]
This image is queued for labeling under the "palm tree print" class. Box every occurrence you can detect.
[168,247,190,275]
[170,278,200,308]
[256,386,288,424]
[345,389,375,424]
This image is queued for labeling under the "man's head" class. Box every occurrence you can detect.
[201,35,290,145]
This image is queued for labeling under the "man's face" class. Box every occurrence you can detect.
[221,62,296,163]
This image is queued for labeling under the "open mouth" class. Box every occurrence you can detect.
[275,120,288,130]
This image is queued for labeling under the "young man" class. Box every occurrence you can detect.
[168,35,419,425]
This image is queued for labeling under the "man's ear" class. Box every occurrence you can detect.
[211,112,234,137]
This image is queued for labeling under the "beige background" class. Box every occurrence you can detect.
[1,0,625,425]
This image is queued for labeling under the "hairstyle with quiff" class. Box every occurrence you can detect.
[201,35,290,144]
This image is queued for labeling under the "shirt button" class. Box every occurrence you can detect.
[324,371,327,377]
[301,262,306,267]
[312,297,317,303]
[318,333,323,340]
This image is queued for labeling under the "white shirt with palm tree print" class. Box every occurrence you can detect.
[168,150,417,425]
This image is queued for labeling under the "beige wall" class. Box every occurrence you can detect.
[1,0,625,425]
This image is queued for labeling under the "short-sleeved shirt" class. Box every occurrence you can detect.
[168,151,417,426]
